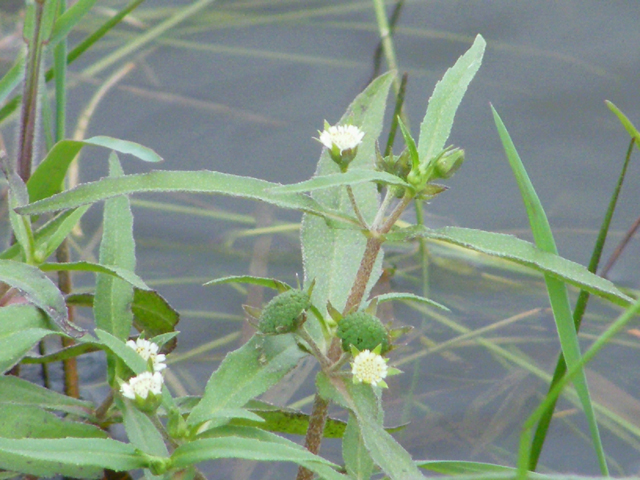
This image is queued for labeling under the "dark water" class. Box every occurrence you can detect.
[2,0,640,477]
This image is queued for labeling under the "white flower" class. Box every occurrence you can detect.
[120,371,164,400]
[126,338,167,372]
[351,349,389,387]
[318,124,365,153]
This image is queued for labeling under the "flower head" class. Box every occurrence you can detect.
[317,123,365,172]
[318,124,365,153]
[351,349,389,388]
[120,371,164,400]
[126,338,167,372]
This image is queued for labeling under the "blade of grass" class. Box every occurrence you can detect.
[492,105,608,475]
[529,137,636,469]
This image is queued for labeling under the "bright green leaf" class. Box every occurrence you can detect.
[117,396,168,457]
[204,275,292,292]
[271,169,410,195]
[606,100,640,148]
[372,292,449,311]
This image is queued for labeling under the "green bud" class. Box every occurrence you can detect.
[167,407,189,440]
[336,311,390,354]
[434,148,465,179]
[258,289,311,334]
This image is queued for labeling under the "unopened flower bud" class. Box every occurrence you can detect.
[434,148,465,179]
[336,311,390,354]
[258,289,311,335]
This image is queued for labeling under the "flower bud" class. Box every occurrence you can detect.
[433,148,465,179]
[336,311,390,354]
[258,289,311,335]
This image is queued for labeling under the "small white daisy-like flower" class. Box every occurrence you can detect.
[126,338,167,372]
[351,349,389,387]
[318,124,365,153]
[120,371,164,400]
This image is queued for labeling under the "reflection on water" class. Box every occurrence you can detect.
[1,0,640,477]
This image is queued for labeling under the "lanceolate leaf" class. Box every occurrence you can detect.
[418,35,485,163]
[17,171,345,223]
[171,427,346,480]
[392,226,631,307]
[0,53,24,106]
[94,155,136,382]
[27,136,162,204]
[302,72,394,324]
[0,376,93,418]
[606,100,640,148]
[187,334,306,428]
[271,169,410,195]
[117,397,168,457]
[0,437,147,478]
[204,275,292,292]
[372,292,449,311]
[0,404,106,439]
[0,260,81,336]
[40,261,149,290]
[94,329,147,374]
[343,414,375,480]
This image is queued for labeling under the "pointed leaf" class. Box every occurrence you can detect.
[117,396,168,457]
[393,226,632,307]
[606,100,640,148]
[18,171,343,223]
[204,275,292,291]
[0,404,106,439]
[27,136,162,204]
[371,292,449,311]
[94,329,148,374]
[418,35,485,163]
[40,261,149,290]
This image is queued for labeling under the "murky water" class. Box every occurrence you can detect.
[1,0,640,477]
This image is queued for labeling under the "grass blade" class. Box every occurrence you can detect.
[491,105,608,475]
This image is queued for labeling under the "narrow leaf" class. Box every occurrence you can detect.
[0,376,93,417]
[117,397,168,457]
[94,329,147,374]
[40,261,150,290]
[271,169,410,195]
[26,136,163,204]
[18,171,341,222]
[393,226,632,307]
[606,100,640,148]
[343,414,375,480]
[0,404,106,439]
[372,292,449,311]
[418,35,485,162]
[0,53,24,105]
[204,275,291,291]
[0,437,146,478]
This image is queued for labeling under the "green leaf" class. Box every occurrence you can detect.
[187,334,306,428]
[26,136,163,204]
[0,52,24,105]
[418,35,485,163]
[302,72,394,323]
[94,329,147,374]
[48,0,98,47]
[343,413,375,480]
[0,437,147,478]
[20,342,99,365]
[40,261,150,290]
[6,171,35,263]
[371,292,449,311]
[0,305,57,374]
[492,106,608,475]
[204,275,292,292]
[171,427,346,480]
[393,226,632,307]
[94,154,136,382]
[606,100,640,148]
[318,373,425,480]
[0,404,105,439]
[0,259,82,336]
[117,396,168,457]
[0,207,90,262]
[417,460,545,477]
[271,169,411,195]
[17,171,341,222]
[0,376,93,418]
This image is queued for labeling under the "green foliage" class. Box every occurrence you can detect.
[337,311,390,353]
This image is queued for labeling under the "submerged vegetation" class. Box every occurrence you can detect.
[0,1,639,479]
